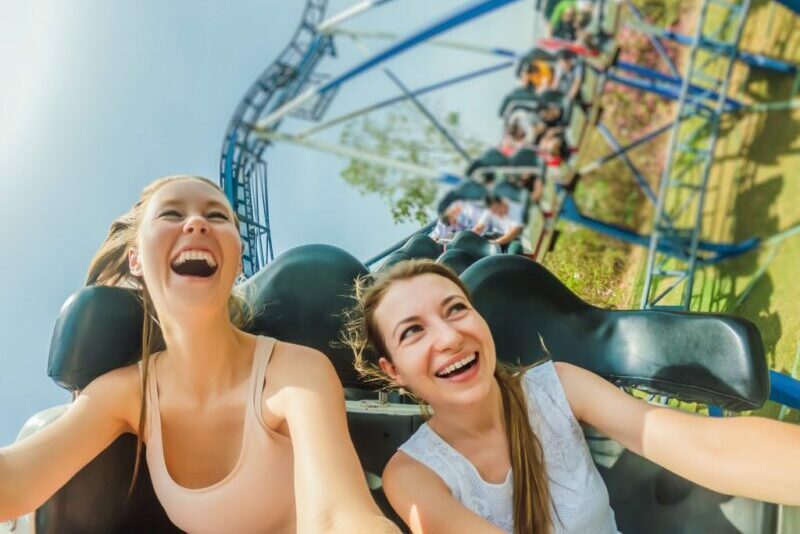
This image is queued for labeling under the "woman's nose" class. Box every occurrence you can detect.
[432,320,464,352]
[183,216,209,234]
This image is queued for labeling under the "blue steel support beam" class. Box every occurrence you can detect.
[257,0,522,129]
[613,61,744,110]
[596,122,657,203]
[770,370,800,410]
[383,68,471,161]
[581,122,674,174]
[297,60,514,138]
[632,24,797,74]
[625,0,681,78]
[559,195,760,261]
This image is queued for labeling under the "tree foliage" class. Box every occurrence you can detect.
[339,101,483,225]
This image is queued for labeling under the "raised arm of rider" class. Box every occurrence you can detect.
[556,361,800,506]
[0,365,138,520]
[382,451,506,534]
[269,344,400,534]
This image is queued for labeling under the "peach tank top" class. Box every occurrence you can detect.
[145,336,295,533]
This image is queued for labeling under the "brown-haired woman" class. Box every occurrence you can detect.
[343,259,800,534]
[0,176,399,534]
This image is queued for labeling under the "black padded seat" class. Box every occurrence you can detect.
[398,234,442,261]
[437,231,502,275]
[465,149,509,184]
[516,47,555,77]
[437,248,481,275]
[596,448,776,534]
[510,147,542,169]
[240,243,369,388]
[498,86,540,117]
[380,250,412,270]
[49,286,145,391]
[449,231,502,258]
[492,180,526,204]
[436,180,489,213]
[35,435,180,534]
[461,255,769,410]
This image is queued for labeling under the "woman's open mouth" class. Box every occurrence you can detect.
[435,352,479,379]
[170,250,218,278]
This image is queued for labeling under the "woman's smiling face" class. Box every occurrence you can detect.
[373,273,497,407]
[128,178,242,319]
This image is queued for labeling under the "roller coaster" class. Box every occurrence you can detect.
[5,0,800,532]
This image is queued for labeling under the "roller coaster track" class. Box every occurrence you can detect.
[219,0,333,277]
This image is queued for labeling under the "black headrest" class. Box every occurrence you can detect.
[499,87,540,117]
[516,47,555,76]
[437,249,482,275]
[399,234,442,261]
[48,245,371,391]
[510,147,541,168]
[536,89,567,110]
[48,286,144,391]
[492,181,525,203]
[437,181,489,213]
[242,245,369,386]
[461,255,769,411]
[379,250,412,271]
[449,231,502,258]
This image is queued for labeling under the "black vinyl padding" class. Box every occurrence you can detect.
[437,180,489,213]
[35,435,180,534]
[229,244,369,388]
[48,286,144,391]
[598,450,776,534]
[461,255,769,410]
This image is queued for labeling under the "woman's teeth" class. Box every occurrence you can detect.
[436,352,478,378]
[172,250,217,268]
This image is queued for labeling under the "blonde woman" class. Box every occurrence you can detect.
[344,259,800,534]
[0,175,398,534]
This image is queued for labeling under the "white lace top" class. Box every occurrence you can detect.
[398,361,619,533]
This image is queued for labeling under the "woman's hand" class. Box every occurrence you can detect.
[556,361,800,506]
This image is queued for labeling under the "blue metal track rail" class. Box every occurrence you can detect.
[220,0,331,277]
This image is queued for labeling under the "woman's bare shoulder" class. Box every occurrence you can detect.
[83,362,144,434]
[269,340,339,382]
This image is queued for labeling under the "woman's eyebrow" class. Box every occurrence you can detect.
[393,315,420,340]
[391,294,464,338]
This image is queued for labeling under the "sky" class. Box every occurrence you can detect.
[0,0,536,444]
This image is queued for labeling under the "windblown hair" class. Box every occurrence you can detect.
[342,259,553,534]
[85,175,252,496]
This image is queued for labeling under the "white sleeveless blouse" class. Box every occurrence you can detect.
[398,361,619,533]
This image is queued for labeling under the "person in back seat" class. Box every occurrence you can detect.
[344,260,800,534]
[430,200,491,243]
[0,175,399,534]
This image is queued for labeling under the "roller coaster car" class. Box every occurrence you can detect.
[13,246,775,533]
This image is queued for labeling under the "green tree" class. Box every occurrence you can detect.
[339,101,483,225]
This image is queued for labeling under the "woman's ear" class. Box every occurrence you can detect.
[128,248,143,276]
[378,357,406,387]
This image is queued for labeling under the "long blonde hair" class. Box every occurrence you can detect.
[342,259,553,534]
[85,175,251,495]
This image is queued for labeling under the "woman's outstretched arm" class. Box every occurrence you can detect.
[0,365,139,520]
[555,361,800,506]
[382,451,508,534]
[268,344,400,534]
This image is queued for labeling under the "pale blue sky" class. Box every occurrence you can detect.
[0,0,536,443]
